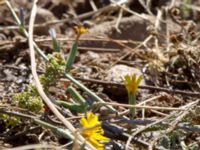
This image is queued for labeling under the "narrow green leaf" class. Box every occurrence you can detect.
[65,42,78,72]
[52,38,61,52]
[66,86,86,104]
[57,100,87,113]
[34,118,73,139]
[49,28,60,52]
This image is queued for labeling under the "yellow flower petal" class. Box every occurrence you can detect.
[132,74,136,83]
[136,75,143,87]
[89,138,104,150]
[87,112,99,126]
[123,73,143,94]
[80,117,88,127]
[80,112,109,149]
[124,74,131,83]
[92,133,110,142]
[74,26,88,35]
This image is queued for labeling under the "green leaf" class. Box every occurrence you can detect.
[160,136,170,149]
[49,28,60,52]
[57,100,87,113]
[66,86,86,104]
[34,118,73,139]
[65,41,78,72]
[52,38,61,52]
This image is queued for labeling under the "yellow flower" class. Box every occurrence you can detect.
[80,112,109,150]
[74,26,88,35]
[123,74,143,94]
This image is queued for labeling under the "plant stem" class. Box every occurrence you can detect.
[65,41,78,72]
[34,118,74,139]
[129,93,136,118]
[67,86,86,104]
[65,73,116,112]
[6,1,48,61]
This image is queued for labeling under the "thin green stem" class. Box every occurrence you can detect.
[129,93,136,118]
[65,41,78,72]
[64,73,116,112]
[67,86,86,104]
[34,118,74,139]
[6,1,48,61]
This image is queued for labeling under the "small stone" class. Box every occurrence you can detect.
[87,51,100,60]
[0,83,4,92]
[106,65,145,85]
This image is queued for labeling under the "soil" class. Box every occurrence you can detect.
[0,0,200,150]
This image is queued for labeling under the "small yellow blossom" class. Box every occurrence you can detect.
[80,112,109,150]
[74,26,88,35]
[123,74,143,94]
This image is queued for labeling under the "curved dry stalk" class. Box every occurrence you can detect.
[27,0,95,149]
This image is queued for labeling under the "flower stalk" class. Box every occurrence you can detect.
[124,74,143,118]
[128,92,136,118]
[65,26,88,72]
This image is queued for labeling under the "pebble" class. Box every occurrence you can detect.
[106,65,145,85]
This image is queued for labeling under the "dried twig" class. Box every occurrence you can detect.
[149,110,190,150]
[27,0,95,149]
[110,0,150,20]
[138,0,154,15]
[108,35,153,68]
[115,5,124,32]
[125,99,199,149]
[6,144,60,150]
[73,77,200,97]
[97,101,186,111]
[149,99,199,149]
[89,0,98,11]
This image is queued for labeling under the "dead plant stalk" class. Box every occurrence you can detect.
[27,0,95,149]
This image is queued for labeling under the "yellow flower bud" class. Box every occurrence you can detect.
[123,74,143,95]
[74,26,88,35]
